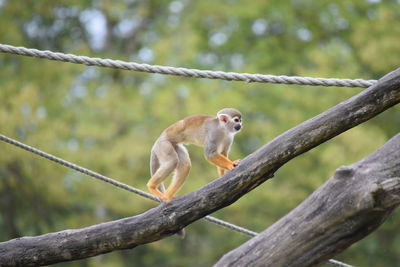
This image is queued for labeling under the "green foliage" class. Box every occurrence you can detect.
[0,0,399,266]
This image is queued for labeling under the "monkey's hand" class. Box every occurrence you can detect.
[232,159,241,167]
[226,159,240,170]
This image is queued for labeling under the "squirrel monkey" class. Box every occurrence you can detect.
[147,108,242,203]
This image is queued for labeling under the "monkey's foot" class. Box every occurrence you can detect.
[161,195,174,203]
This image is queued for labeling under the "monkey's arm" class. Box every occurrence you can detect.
[207,153,239,170]
[204,131,239,171]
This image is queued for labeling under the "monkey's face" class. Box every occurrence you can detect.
[231,116,242,133]
[219,114,242,134]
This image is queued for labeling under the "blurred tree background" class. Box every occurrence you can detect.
[0,0,399,266]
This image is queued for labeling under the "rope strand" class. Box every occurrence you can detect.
[0,43,375,88]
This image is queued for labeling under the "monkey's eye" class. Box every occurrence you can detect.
[234,118,240,123]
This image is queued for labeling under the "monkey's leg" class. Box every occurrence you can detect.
[157,183,166,193]
[164,144,191,203]
[147,141,178,202]
[150,152,166,193]
[147,164,176,201]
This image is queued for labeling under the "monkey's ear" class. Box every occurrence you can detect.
[218,114,229,123]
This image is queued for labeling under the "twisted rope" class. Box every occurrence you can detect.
[0,43,375,88]
[0,134,352,267]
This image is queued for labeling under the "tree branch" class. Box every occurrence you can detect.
[0,68,399,266]
[215,133,400,267]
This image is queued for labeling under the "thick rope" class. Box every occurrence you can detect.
[0,43,375,88]
[0,134,353,267]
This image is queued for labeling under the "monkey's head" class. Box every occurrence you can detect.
[217,108,242,133]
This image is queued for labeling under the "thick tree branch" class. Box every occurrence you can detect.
[216,133,400,267]
[0,68,399,266]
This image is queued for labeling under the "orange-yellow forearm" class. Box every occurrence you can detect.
[207,153,238,170]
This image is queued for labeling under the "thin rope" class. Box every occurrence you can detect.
[0,134,353,267]
[0,134,253,236]
[0,43,375,88]
[328,259,354,267]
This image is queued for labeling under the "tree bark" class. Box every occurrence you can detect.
[0,68,399,266]
[216,133,400,267]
